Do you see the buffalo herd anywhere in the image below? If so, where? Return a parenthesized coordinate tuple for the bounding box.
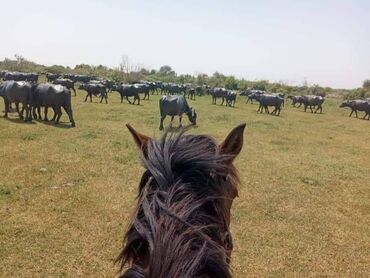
(0, 70, 369, 129)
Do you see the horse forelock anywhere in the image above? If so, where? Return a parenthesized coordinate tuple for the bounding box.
(118, 129, 239, 277)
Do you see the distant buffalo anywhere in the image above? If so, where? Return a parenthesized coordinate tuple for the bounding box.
(3, 71, 38, 82)
(287, 95, 304, 107)
(159, 95, 197, 130)
(53, 79, 76, 96)
(256, 94, 284, 116)
(80, 83, 108, 104)
(340, 100, 370, 120)
(0, 81, 34, 121)
(210, 88, 228, 105)
(302, 95, 325, 113)
(33, 83, 75, 126)
(46, 73, 61, 82)
(226, 91, 237, 107)
(112, 84, 140, 105)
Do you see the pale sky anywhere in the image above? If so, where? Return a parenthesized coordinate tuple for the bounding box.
(1, 0, 369, 89)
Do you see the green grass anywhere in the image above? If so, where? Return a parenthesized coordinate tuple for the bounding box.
(0, 91, 369, 277)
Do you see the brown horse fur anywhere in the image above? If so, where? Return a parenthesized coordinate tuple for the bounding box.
(117, 123, 246, 277)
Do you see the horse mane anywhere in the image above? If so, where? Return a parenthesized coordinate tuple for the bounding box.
(117, 130, 240, 277)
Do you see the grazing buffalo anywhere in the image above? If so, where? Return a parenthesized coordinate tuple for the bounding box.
(53, 78, 76, 96)
(0, 81, 34, 121)
(287, 95, 304, 107)
(33, 83, 75, 126)
(256, 94, 284, 116)
(340, 100, 370, 119)
(302, 95, 325, 113)
(159, 95, 197, 130)
(79, 83, 108, 104)
(210, 88, 228, 105)
(46, 73, 61, 82)
(112, 84, 140, 105)
(226, 91, 237, 107)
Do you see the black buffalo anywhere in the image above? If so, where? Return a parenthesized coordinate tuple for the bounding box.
(112, 84, 140, 105)
(255, 94, 284, 116)
(210, 88, 228, 105)
(46, 73, 61, 82)
(287, 95, 304, 107)
(79, 83, 108, 104)
(340, 100, 370, 119)
(302, 95, 325, 113)
(53, 79, 76, 96)
(3, 71, 38, 82)
(32, 83, 75, 126)
(0, 81, 34, 121)
(159, 95, 197, 130)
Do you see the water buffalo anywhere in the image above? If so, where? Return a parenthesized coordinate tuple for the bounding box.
(0, 81, 34, 121)
(79, 83, 108, 104)
(53, 78, 76, 96)
(255, 94, 284, 116)
(287, 95, 304, 107)
(210, 88, 228, 105)
(32, 83, 75, 126)
(243, 89, 265, 104)
(46, 73, 61, 82)
(226, 91, 237, 107)
(135, 83, 151, 100)
(340, 100, 370, 119)
(159, 95, 197, 130)
(4, 71, 38, 82)
(112, 84, 140, 105)
(302, 95, 325, 113)
(186, 87, 196, 100)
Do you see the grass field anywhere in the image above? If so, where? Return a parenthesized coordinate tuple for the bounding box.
(0, 90, 369, 277)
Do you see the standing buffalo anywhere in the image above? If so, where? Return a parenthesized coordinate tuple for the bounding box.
(53, 79, 76, 96)
(0, 81, 34, 121)
(3, 71, 38, 82)
(255, 94, 284, 116)
(159, 95, 197, 130)
(46, 73, 61, 82)
(210, 88, 228, 105)
(112, 84, 140, 105)
(287, 95, 304, 107)
(79, 83, 108, 104)
(33, 83, 75, 127)
(226, 91, 237, 107)
(302, 95, 325, 113)
(340, 100, 370, 119)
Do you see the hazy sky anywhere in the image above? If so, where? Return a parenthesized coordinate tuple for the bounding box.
(1, 0, 369, 88)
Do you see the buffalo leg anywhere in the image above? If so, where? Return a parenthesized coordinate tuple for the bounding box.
(54, 107, 62, 124)
(349, 110, 354, 117)
(72, 87, 76, 96)
(159, 116, 166, 130)
(84, 93, 89, 102)
(90, 93, 93, 103)
(179, 115, 183, 127)
(137, 96, 140, 105)
(355, 110, 358, 118)
(126, 96, 131, 104)
(63, 105, 75, 127)
(3, 99, 10, 118)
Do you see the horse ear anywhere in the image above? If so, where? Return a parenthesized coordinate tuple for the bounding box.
(219, 123, 246, 161)
(126, 124, 151, 154)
